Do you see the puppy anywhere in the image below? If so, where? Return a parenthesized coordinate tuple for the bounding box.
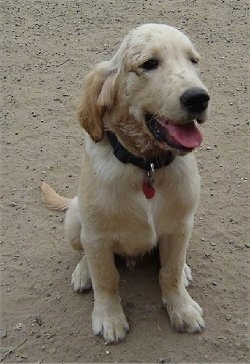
(41, 23, 210, 343)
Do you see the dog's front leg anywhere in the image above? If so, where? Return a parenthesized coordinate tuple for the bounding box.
(84, 241, 129, 343)
(159, 221, 204, 333)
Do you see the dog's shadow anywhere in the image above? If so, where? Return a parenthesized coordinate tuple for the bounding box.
(115, 249, 165, 327)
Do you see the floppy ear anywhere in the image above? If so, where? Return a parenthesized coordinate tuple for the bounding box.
(77, 62, 119, 142)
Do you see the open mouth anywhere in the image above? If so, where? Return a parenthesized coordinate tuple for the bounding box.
(145, 113, 203, 152)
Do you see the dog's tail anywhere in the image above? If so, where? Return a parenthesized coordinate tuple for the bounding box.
(41, 182, 72, 211)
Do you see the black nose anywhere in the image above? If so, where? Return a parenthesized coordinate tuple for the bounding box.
(180, 87, 210, 113)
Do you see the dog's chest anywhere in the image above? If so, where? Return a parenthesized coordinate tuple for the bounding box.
(83, 146, 199, 257)
(111, 187, 169, 256)
(113, 203, 158, 256)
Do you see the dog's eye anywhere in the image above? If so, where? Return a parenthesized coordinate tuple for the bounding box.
(141, 59, 160, 70)
(191, 58, 199, 65)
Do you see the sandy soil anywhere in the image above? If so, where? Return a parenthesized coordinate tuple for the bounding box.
(1, 0, 249, 363)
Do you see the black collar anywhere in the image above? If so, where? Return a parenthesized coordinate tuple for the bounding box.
(106, 131, 175, 171)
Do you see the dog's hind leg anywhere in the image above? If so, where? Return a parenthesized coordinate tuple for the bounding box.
(65, 197, 92, 291)
(183, 263, 193, 287)
(65, 197, 83, 251)
(71, 255, 92, 291)
(41, 184, 91, 290)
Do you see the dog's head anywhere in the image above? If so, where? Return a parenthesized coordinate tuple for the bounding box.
(78, 23, 209, 158)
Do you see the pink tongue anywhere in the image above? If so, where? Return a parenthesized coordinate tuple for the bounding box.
(164, 122, 203, 149)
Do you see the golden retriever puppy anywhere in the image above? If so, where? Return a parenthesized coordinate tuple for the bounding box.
(41, 23, 210, 343)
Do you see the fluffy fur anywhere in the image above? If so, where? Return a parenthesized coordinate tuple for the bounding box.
(41, 23, 209, 343)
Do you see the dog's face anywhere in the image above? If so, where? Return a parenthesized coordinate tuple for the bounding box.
(78, 24, 209, 158)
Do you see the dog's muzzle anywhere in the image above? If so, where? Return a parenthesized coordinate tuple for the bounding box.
(145, 114, 203, 152)
(145, 88, 210, 152)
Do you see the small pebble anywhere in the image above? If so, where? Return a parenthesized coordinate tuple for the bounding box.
(15, 323, 23, 331)
(0, 347, 15, 354)
(10, 202, 18, 207)
(105, 350, 110, 355)
(21, 354, 28, 359)
(0, 328, 7, 339)
(35, 315, 43, 326)
(237, 319, 248, 328)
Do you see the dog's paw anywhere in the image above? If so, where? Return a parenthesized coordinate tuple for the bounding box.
(163, 290, 204, 333)
(125, 256, 137, 270)
(183, 263, 193, 287)
(92, 302, 129, 343)
(71, 259, 92, 292)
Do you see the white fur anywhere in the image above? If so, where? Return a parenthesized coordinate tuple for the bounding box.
(65, 24, 208, 342)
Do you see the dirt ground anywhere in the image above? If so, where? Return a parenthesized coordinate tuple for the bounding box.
(1, 0, 249, 363)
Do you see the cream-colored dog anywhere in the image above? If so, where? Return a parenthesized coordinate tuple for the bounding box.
(41, 23, 210, 343)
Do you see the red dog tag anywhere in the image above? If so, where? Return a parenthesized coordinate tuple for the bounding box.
(142, 181, 155, 199)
